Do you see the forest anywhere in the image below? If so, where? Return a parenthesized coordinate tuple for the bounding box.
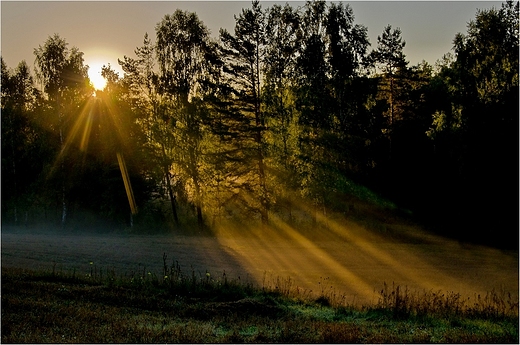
(1, 0, 518, 249)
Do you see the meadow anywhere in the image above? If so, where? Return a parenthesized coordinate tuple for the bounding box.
(2, 207, 518, 307)
(2, 260, 518, 343)
(2, 208, 519, 343)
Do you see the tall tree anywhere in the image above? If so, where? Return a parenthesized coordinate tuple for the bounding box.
(156, 10, 221, 227)
(427, 1, 519, 245)
(324, 2, 370, 177)
(369, 25, 408, 159)
(220, 0, 270, 224)
(33, 34, 92, 226)
(296, 0, 330, 134)
(294, 0, 371, 218)
(261, 3, 301, 219)
(325, 2, 369, 115)
(118, 33, 180, 225)
(1, 58, 42, 224)
(294, 0, 331, 220)
(263, 3, 299, 164)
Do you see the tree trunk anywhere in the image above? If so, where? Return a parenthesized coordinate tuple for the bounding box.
(193, 180, 204, 228)
(255, 56, 268, 225)
(164, 168, 179, 225)
(258, 154, 268, 225)
(190, 167, 204, 229)
(60, 125, 67, 228)
(196, 205, 203, 228)
(160, 142, 179, 226)
(9, 113, 18, 225)
(61, 183, 67, 228)
(389, 73, 394, 160)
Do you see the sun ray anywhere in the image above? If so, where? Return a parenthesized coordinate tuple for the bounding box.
(98, 91, 127, 149)
(79, 104, 94, 152)
(286, 196, 482, 295)
(214, 190, 377, 302)
(46, 96, 96, 179)
(97, 91, 138, 216)
(209, 186, 503, 306)
(291, 198, 447, 289)
(117, 152, 138, 215)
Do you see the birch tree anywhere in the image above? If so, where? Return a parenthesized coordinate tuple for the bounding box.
(34, 34, 92, 226)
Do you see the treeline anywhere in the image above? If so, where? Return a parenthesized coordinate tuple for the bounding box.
(2, 1, 518, 246)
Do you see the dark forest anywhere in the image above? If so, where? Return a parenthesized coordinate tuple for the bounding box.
(2, 0, 518, 249)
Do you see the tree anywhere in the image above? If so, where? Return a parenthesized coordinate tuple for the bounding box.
(118, 33, 180, 225)
(220, 0, 270, 224)
(426, 1, 519, 246)
(324, 2, 370, 177)
(33, 34, 92, 226)
(325, 2, 370, 110)
(293, 1, 331, 220)
(156, 10, 221, 228)
(263, 3, 299, 161)
(1, 58, 42, 224)
(292, 1, 373, 219)
(369, 25, 408, 159)
(262, 3, 300, 220)
(296, 0, 330, 134)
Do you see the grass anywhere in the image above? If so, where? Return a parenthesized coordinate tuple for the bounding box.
(2, 257, 518, 343)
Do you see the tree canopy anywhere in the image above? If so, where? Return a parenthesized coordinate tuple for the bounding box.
(2, 1, 518, 248)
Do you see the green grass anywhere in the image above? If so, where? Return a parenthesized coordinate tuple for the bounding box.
(2, 261, 518, 343)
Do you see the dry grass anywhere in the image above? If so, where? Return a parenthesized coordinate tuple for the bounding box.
(375, 281, 519, 319)
(2, 263, 518, 344)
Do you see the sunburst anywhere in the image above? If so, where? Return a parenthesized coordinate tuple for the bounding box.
(88, 63, 107, 91)
(47, 90, 138, 216)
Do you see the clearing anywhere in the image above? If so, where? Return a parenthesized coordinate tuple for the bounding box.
(2, 218, 517, 305)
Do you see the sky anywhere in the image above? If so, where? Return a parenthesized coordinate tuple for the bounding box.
(1, 1, 502, 86)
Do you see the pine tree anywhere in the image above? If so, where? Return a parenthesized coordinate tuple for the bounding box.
(220, 0, 270, 224)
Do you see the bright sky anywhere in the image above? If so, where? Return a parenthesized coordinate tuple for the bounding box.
(1, 1, 501, 86)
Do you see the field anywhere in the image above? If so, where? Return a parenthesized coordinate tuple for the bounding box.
(2, 218, 517, 305)
(2, 214, 519, 343)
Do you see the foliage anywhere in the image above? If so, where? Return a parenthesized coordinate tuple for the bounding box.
(1, 1, 518, 248)
(423, 0, 519, 245)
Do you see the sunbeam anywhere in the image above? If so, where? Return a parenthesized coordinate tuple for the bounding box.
(79, 104, 94, 152)
(212, 189, 518, 306)
(117, 152, 137, 215)
(46, 96, 97, 179)
(99, 91, 138, 216)
(44, 91, 139, 219)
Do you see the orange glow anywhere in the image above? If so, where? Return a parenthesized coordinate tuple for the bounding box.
(87, 63, 107, 91)
(117, 152, 138, 215)
(211, 191, 518, 306)
(79, 105, 94, 152)
(100, 91, 138, 215)
(45, 90, 139, 217)
(47, 96, 96, 178)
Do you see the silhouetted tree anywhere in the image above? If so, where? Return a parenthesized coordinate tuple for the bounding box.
(369, 25, 408, 160)
(262, 3, 300, 219)
(1, 58, 43, 224)
(156, 10, 221, 228)
(426, 1, 519, 245)
(33, 34, 92, 226)
(118, 33, 181, 225)
(220, 0, 270, 224)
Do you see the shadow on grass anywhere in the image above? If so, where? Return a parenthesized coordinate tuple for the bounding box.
(2, 265, 518, 344)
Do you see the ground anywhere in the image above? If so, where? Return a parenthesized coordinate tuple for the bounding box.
(2, 220, 517, 306)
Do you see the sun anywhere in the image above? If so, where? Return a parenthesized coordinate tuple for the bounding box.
(88, 63, 107, 91)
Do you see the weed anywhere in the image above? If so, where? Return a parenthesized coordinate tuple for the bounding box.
(375, 281, 519, 320)
(2, 263, 518, 343)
